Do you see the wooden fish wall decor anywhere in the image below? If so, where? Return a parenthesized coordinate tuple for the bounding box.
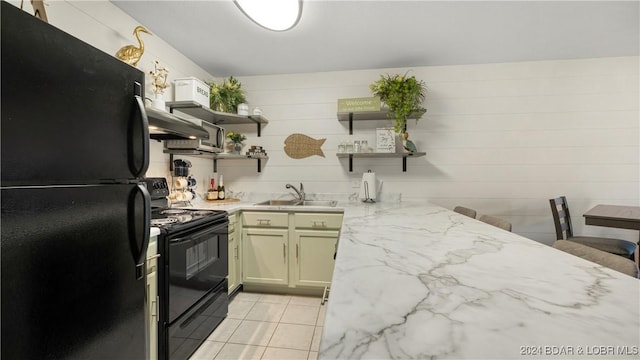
(284, 134, 326, 159)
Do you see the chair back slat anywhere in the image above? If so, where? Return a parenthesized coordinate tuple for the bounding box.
(549, 196, 574, 240)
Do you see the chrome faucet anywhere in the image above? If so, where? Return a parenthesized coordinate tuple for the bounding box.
(286, 183, 305, 201)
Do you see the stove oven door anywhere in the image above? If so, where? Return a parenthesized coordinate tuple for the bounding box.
(166, 220, 228, 323)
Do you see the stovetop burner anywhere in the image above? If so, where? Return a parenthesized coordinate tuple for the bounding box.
(151, 207, 227, 233)
(191, 210, 215, 216)
(161, 209, 188, 215)
(151, 218, 179, 227)
(145, 177, 228, 233)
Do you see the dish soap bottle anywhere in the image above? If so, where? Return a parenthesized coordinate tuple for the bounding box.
(217, 175, 226, 200)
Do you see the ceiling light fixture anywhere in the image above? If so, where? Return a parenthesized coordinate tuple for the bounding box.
(234, 0, 302, 32)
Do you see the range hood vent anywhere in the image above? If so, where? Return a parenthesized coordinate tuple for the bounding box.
(146, 107, 209, 140)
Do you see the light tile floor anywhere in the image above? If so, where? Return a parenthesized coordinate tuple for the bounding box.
(189, 292, 326, 360)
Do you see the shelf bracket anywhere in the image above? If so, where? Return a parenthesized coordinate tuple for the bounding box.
(348, 112, 353, 135)
(402, 156, 407, 172)
(169, 153, 174, 171)
(348, 154, 353, 172)
(257, 122, 262, 137)
(213, 158, 218, 173)
(257, 158, 262, 172)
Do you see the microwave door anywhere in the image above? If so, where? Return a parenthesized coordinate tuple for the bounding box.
(200, 124, 224, 151)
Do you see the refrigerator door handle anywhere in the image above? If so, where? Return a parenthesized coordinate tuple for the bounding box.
(129, 183, 151, 280)
(132, 82, 150, 178)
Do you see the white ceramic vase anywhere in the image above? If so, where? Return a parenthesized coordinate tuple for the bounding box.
(152, 93, 166, 111)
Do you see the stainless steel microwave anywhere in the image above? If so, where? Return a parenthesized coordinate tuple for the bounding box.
(164, 120, 224, 153)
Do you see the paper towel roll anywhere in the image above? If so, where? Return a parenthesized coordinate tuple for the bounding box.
(359, 171, 377, 201)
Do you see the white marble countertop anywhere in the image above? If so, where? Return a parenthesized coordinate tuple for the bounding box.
(319, 201, 640, 359)
(181, 193, 352, 213)
(177, 196, 639, 359)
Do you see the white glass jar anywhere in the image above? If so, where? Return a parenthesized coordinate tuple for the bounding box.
(338, 142, 346, 153)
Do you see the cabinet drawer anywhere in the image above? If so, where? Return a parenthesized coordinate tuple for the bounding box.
(243, 211, 289, 227)
(295, 212, 343, 230)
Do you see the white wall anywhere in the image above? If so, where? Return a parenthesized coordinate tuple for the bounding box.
(11, 2, 638, 245)
(220, 57, 639, 244)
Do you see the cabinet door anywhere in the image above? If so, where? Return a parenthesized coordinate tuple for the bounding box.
(292, 230, 339, 288)
(227, 230, 240, 293)
(243, 228, 289, 285)
(234, 222, 242, 290)
(146, 256, 158, 360)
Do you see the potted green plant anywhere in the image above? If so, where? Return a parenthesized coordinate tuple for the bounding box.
(226, 131, 247, 154)
(369, 72, 426, 133)
(209, 76, 247, 113)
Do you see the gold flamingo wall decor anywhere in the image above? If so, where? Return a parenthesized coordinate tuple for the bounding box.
(20, 0, 48, 22)
(115, 26, 151, 67)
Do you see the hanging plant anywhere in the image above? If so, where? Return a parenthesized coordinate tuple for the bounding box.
(369, 72, 426, 133)
(209, 76, 247, 113)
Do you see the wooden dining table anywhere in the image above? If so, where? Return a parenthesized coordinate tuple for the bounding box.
(583, 204, 640, 264)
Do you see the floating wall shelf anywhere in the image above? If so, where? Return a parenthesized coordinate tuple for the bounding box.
(336, 152, 426, 172)
(164, 149, 268, 173)
(337, 109, 426, 135)
(166, 100, 268, 136)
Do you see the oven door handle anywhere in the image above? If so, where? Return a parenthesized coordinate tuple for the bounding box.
(169, 222, 227, 244)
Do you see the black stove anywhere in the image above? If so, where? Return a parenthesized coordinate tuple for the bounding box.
(144, 177, 229, 360)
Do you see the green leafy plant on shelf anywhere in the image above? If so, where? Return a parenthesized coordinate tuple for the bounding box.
(369, 72, 426, 133)
(210, 76, 247, 113)
(226, 131, 246, 144)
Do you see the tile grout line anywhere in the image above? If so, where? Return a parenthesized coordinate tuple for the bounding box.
(203, 293, 326, 360)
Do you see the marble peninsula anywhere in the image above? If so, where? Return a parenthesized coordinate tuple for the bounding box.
(185, 195, 639, 359)
(318, 202, 640, 359)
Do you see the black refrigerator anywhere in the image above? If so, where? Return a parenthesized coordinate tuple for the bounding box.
(1, 2, 151, 359)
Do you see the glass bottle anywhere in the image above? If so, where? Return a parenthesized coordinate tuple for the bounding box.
(217, 175, 226, 200)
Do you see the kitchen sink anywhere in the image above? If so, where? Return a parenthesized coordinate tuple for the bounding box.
(253, 199, 337, 207)
(300, 200, 338, 207)
(254, 199, 301, 206)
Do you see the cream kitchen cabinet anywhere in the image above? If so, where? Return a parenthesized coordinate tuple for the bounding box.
(146, 234, 159, 360)
(241, 210, 343, 290)
(227, 213, 242, 294)
(292, 212, 343, 288)
(292, 229, 339, 287)
(242, 211, 290, 286)
(243, 227, 290, 285)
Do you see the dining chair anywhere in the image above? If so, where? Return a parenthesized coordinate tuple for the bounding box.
(478, 214, 512, 232)
(552, 240, 639, 278)
(453, 206, 477, 219)
(549, 196, 637, 259)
